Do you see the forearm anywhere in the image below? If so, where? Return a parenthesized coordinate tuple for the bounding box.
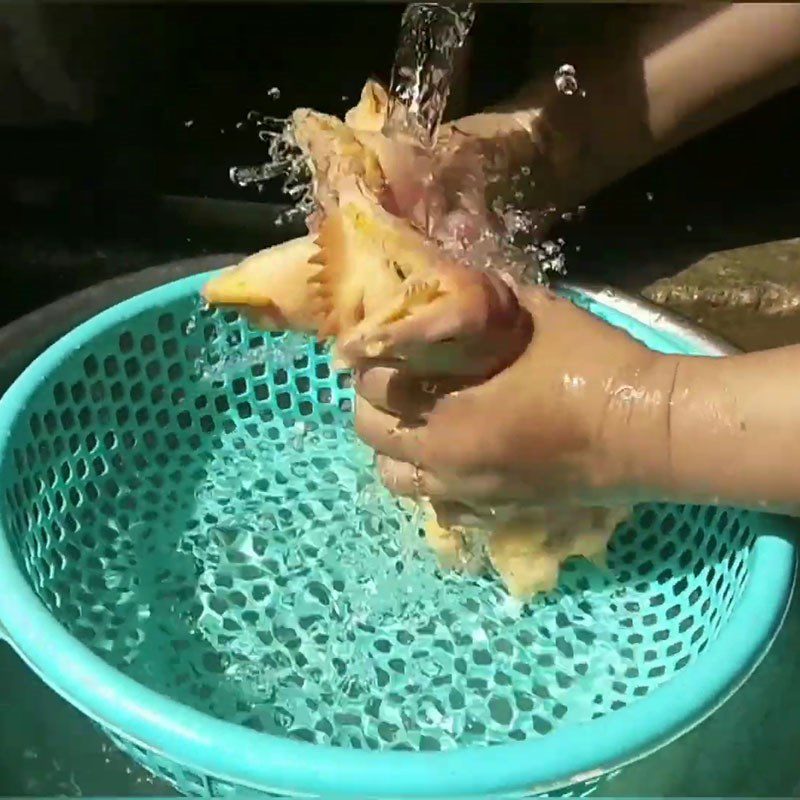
(630, 347, 800, 515)
(483, 4, 800, 212)
(644, 4, 800, 157)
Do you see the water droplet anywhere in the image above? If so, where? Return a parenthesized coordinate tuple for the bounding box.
(292, 422, 307, 452)
(268, 86, 281, 100)
(520, 165, 531, 177)
(554, 64, 578, 96)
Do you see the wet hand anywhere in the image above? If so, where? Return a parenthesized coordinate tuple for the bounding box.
(377, 109, 562, 248)
(351, 285, 671, 526)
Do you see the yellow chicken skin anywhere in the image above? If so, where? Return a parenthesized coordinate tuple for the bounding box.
(202, 80, 627, 599)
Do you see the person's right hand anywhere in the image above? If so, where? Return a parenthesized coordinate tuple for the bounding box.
(349, 283, 676, 528)
(378, 106, 578, 253)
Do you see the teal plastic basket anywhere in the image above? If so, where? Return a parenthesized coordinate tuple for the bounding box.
(0, 272, 795, 799)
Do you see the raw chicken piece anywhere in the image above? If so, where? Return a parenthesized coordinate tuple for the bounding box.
(202, 80, 628, 599)
(428, 506, 628, 598)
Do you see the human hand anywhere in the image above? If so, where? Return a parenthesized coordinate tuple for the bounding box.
(377, 99, 595, 263)
(351, 284, 675, 527)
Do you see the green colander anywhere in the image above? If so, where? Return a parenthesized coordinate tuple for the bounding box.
(0, 272, 795, 799)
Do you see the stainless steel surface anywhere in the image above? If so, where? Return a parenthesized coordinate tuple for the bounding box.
(559, 280, 739, 356)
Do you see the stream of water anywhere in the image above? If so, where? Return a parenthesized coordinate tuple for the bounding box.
(384, 1, 475, 148)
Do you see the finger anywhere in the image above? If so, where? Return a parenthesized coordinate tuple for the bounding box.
(355, 366, 452, 419)
(342, 287, 500, 378)
(341, 290, 470, 364)
(354, 396, 427, 464)
(372, 280, 529, 379)
(376, 455, 448, 500)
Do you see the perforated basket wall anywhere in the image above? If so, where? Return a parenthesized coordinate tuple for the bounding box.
(0, 277, 794, 799)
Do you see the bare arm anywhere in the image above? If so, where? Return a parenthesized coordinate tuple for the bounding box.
(451, 4, 800, 220)
(640, 346, 800, 515)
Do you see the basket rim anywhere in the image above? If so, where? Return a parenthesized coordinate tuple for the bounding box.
(0, 271, 795, 798)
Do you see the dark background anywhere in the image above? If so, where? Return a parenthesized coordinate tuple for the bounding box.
(2, 2, 800, 327)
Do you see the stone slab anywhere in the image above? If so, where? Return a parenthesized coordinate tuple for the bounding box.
(643, 238, 800, 352)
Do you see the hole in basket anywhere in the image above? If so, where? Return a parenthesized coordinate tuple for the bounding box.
(70, 382, 86, 404)
(119, 331, 135, 353)
(678, 615, 694, 633)
(28, 414, 42, 438)
(104, 356, 119, 378)
(141, 333, 156, 354)
(124, 358, 141, 379)
(43, 411, 58, 435)
(162, 337, 178, 358)
(672, 576, 689, 596)
(145, 360, 162, 380)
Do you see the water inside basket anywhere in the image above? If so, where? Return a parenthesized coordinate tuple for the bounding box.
(1, 296, 756, 752)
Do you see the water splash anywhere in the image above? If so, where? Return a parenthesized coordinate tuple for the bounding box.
(170, 413, 643, 751)
(229, 113, 314, 226)
(554, 64, 579, 96)
(224, 2, 574, 283)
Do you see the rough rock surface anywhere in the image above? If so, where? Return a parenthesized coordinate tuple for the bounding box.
(642, 237, 800, 351)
